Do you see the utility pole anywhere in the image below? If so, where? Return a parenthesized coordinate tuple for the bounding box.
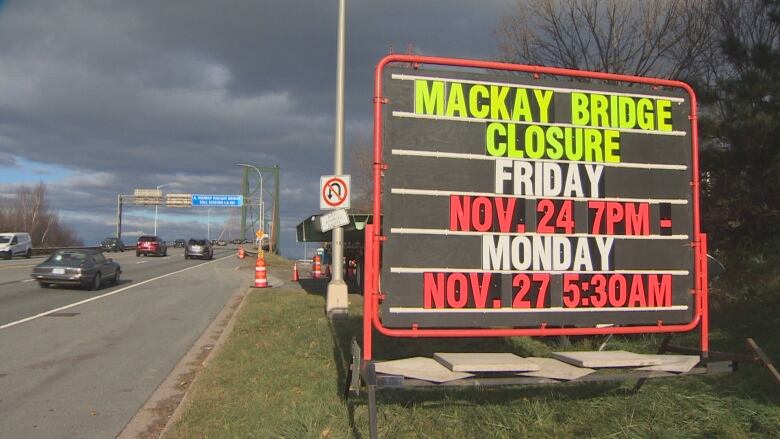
(326, 0, 349, 318)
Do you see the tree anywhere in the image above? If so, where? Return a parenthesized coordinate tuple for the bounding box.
(697, 0, 780, 283)
(0, 182, 82, 247)
(496, 0, 717, 79)
(496, 0, 780, 305)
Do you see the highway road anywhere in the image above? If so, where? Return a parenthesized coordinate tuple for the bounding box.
(0, 246, 252, 438)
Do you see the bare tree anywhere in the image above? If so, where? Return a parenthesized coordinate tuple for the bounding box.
(496, 0, 718, 79)
(0, 182, 82, 247)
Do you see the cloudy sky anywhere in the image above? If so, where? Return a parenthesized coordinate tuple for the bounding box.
(0, 0, 512, 257)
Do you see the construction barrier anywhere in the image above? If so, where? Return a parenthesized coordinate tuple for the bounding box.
(313, 255, 321, 279)
(253, 253, 268, 288)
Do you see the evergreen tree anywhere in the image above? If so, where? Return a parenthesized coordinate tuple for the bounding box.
(698, 0, 780, 298)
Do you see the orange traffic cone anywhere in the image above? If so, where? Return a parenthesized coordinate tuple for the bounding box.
(238, 247, 245, 259)
(292, 263, 299, 281)
(254, 254, 268, 288)
(313, 255, 321, 279)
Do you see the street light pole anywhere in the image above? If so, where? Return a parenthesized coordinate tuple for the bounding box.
(154, 183, 172, 236)
(326, 0, 349, 318)
(116, 194, 123, 240)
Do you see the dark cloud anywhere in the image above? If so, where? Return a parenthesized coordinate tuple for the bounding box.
(0, 0, 509, 256)
(0, 150, 16, 166)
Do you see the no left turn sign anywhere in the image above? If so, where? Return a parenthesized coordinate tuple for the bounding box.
(320, 175, 351, 210)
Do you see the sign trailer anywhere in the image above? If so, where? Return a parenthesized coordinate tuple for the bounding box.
(346, 56, 776, 438)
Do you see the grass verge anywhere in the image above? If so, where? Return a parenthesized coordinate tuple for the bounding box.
(165, 273, 779, 438)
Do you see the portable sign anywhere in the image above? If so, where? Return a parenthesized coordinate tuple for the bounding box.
(369, 55, 706, 335)
(320, 175, 351, 210)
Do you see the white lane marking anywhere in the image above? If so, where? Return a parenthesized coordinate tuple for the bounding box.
(0, 255, 234, 331)
(21, 279, 35, 283)
(136, 260, 149, 264)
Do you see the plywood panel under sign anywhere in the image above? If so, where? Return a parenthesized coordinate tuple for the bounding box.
(379, 66, 696, 329)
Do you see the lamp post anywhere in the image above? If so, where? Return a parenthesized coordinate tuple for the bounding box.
(326, 0, 349, 318)
(154, 183, 172, 236)
(236, 163, 264, 240)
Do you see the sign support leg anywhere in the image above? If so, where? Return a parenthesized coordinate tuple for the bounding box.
(699, 234, 709, 359)
(366, 361, 379, 439)
(363, 224, 374, 361)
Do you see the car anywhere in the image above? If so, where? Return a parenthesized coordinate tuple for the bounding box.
(174, 239, 186, 248)
(31, 249, 121, 290)
(0, 232, 32, 259)
(136, 235, 168, 257)
(257, 235, 270, 251)
(185, 238, 213, 260)
(100, 237, 125, 252)
(231, 239, 242, 245)
(216, 240, 227, 246)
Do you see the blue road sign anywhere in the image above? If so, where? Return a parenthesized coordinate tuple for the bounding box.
(192, 194, 244, 207)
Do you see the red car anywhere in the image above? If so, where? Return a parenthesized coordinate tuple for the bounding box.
(136, 235, 168, 257)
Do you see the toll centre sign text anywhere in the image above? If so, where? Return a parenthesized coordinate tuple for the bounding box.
(379, 66, 696, 329)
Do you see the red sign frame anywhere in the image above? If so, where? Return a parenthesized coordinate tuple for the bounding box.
(363, 54, 708, 361)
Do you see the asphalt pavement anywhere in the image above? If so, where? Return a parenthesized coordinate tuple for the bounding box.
(0, 247, 252, 438)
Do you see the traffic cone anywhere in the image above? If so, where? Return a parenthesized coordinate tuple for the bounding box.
(237, 247, 245, 259)
(313, 255, 321, 279)
(253, 253, 268, 288)
(292, 263, 299, 281)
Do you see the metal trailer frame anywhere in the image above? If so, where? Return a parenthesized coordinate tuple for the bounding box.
(344, 337, 735, 439)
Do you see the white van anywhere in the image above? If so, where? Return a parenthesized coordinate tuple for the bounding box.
(0, 232, 32, 259)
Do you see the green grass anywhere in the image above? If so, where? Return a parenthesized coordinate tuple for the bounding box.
(165, 274, 780, 439)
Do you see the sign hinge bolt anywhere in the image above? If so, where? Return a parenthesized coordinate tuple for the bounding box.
(378, 235, 387, 242)
(373, 96, 388, 104)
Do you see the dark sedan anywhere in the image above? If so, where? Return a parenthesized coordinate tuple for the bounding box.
(184, 239, 213, 260)
(101, 237, 125, 252)
(31, 249, 121, 290)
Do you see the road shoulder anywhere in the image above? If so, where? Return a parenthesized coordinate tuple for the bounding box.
(117, 262, 252, 439)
